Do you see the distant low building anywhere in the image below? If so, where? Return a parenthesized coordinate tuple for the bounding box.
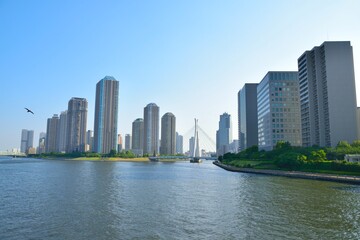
(345, 154, 360, 163)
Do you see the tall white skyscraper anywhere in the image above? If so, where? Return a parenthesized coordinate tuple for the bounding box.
(93, 76, 119, 154)
(298, 41, 357, 147)
(216, 113, 232, 156)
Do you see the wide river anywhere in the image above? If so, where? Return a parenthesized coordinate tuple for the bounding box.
(1, 157, 360, 239)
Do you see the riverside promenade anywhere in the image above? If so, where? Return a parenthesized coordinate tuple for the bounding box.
(213, 160, 360, 185)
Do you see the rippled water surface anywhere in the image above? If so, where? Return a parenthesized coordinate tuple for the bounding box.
(1, 157, 360, 239)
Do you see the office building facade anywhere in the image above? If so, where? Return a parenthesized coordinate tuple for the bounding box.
(298, 41, 357, 147)
(93, 76, 119, 153)
(238, 83, 258, 151)
(257, 71, 301, 151)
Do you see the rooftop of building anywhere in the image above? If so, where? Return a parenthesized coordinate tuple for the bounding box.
(163, 112, 175, 117)
(101, 76, 117, 81)
(146, 103, 158, 107)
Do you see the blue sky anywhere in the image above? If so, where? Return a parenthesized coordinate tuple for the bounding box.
(1, 0, 360, 151)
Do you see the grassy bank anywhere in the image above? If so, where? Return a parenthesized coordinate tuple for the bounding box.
(224, 159, 360, 176)
(221, 141, 360, 177)
(72, 157, 149, 162)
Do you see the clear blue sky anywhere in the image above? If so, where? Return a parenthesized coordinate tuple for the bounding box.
(1, 0, 360, 151)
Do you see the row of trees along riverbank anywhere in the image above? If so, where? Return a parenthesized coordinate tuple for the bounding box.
(220, 141, 360, 176)
(29, 150, 137, 159)
(29, 150, 187, 159)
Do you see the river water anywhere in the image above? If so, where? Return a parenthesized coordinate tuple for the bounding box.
(1, 157, 360, 239)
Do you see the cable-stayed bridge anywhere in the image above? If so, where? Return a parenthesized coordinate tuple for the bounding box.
(182, 119, 216, 155)
(149, 119, 217, 162)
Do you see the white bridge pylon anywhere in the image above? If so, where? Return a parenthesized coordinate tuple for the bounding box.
(183, 119, 216, 154)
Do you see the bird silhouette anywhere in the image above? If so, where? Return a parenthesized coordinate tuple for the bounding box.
(25, 108, 34, 114)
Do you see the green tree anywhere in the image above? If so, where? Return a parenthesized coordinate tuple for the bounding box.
(298, 154, 307, 162)
(274, 141, 291, 151)
(310, 150, 327, 161)
(337, 141, 351, 148)
(351, 140, 360, 148)
(275, 152, 301, 170)
(108, 149, 117, 157)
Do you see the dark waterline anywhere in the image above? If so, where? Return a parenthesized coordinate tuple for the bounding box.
(1, 157, 360, 239)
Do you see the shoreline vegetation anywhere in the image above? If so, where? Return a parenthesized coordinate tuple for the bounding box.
(28, 150, 187, 162)
(29, 150, 149, 162)
(217, 141, 360, 183)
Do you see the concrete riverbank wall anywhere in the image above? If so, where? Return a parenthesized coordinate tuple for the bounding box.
(213, 161, 360, 185)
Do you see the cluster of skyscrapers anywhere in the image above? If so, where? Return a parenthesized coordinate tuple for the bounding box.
(22, 76, 119, 154)
(21, 76, 184, 156)
(122, 103, 183, 156)
(238, 41, 358, 151)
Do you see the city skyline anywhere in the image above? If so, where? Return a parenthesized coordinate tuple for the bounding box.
(1, 1, 360, 151)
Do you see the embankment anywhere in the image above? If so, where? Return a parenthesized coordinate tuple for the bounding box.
(213, 160, 360, 185)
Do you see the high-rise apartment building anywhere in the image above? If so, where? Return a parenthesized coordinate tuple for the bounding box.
(143, 103, 159, 155)
(93, 76, 119, 154)
(238, 83, 258, 151)
(117, 134, 123, 152)
(189, 137, 195, 156)
(46, 114, 60, 153)
(66, 97, 88, 153)
(176, 132, 183, 154)
(86, 130, 93, 152)
(160, 112, 176, 155)
(20, 129, 34, 153)
(37, 132, 46, 154)
(58, 111, 68, 153)
(125, 134, 132, 150)
(257, 71, 301, 151)
(216, 113, 232, 156)
(132, 118, 144, 156)
(298, 41, 357, 147)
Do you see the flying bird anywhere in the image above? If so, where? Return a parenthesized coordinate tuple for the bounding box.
(25, 108, 34, 114)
